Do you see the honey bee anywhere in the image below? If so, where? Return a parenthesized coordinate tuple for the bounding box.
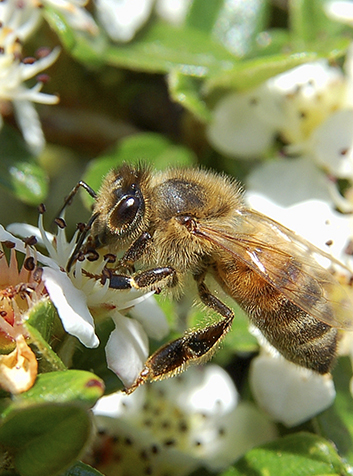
(66, 164, 353, 394)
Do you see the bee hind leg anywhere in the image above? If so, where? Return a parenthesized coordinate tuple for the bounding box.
(123, 275, 234, 394)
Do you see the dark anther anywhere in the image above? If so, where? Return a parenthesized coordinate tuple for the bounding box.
(104, 253, 116, 263)
(77, 252, 86, 262)
(86, 249, 99, 262)
(3, 241, 15, 249)
(38, 203, 46, 214)
(24, 256, 35, 271)
(23, 56, 36, 64)
(76, 222, 86, 233)
(54, 217, 66, 229)
(24, 235, 37, 247)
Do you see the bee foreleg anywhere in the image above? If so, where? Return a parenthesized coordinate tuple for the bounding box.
(133, 267, 177, 290)
(118, 232, 153, 272)
(107, 267, 177, 292)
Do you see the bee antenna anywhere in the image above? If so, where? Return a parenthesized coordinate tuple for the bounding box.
(56, 181, 98, 219)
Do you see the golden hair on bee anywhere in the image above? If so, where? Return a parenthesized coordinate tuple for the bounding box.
(64, 163, 353, 394)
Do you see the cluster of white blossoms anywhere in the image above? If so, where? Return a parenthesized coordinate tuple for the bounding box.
(90, 365, 277, 475)
(206, 0, 353, 427)
(0, 0, 100, 156)
(3, 213, 169, 389)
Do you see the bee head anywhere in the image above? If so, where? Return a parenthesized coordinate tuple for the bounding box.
(91, 163, 150, 249)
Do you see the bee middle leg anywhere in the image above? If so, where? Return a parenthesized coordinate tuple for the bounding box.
(124, 272, 234, 394)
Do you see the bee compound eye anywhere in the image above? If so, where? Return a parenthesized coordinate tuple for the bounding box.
(110, 195, 142, 229)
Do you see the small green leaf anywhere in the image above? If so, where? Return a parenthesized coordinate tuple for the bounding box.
(63, 461, 104, 476)
(27, 323, 67, 373)
(229, 432, 351, 476)
(0, 126, 48, 205)
(205, 51, 317, 92)
(26, 299, 56, 343)
(12, 370, 104, 409)
(0, 403, 93, 476)
(289, 0, 348, 45)
(168, 70, 212, 121)
(186, 0, 223, 33)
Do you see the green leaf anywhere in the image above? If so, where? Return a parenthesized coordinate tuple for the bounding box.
(63, 461, 104, 476)
(205, 51, 317, 92)
(27, 324, 67, 373)
(168, 70, 212, 121)
(104, 21, 236, 76)
(0, 126, 48, 205)
(11, 370, 104, 409)
(0, 403, 93, 476)
(186, 0, 224, 33)
(289, 0, 348, 45)
(26, 299, 56, 343)
(25, 300, 67, 372)
(229, 432, 351, 476)
(81, 133, 197, 208)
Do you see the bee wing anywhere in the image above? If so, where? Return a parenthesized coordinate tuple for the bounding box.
(194, 209, 353, 330)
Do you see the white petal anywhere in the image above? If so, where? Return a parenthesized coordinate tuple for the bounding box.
(13, 99, 45, 156)
(42, 267, 99, 348)
(206, 91, 278, 159)
(96, 0, 153, 42)
(7, 222, 53, 247)
(250, 354, 336, 427)
(93, 385, 146, 418)
(246, 157, 332, 207)
(325, 1, 353, 24)
(156, 0, 191, 25)
(129, 295, 169, 340)
(106, 313, 148, 387)
(309, 109, 353, 178)
(1, 224, 60, 269)
(247, 195, 351, 262)
(171, 365, 239, 415)
(202, 402, 277, 471)
(268, 60, 343, 95)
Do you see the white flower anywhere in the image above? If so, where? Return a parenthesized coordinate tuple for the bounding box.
(206, 86, 280, 159)
(155, 0, 191, 26)
(44, 0, 98, 35)
(249, 341, 336, 427)
(5, 213, 169, 387)
(90, 365, 277, 475)
(207, 60, 345, 159)
(0, 5, 60, 155)
(0, 0, 42, 43)
(245, 159, 352, 262)
(96, 0, 153, 42)
(325, 0, 353, 25)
